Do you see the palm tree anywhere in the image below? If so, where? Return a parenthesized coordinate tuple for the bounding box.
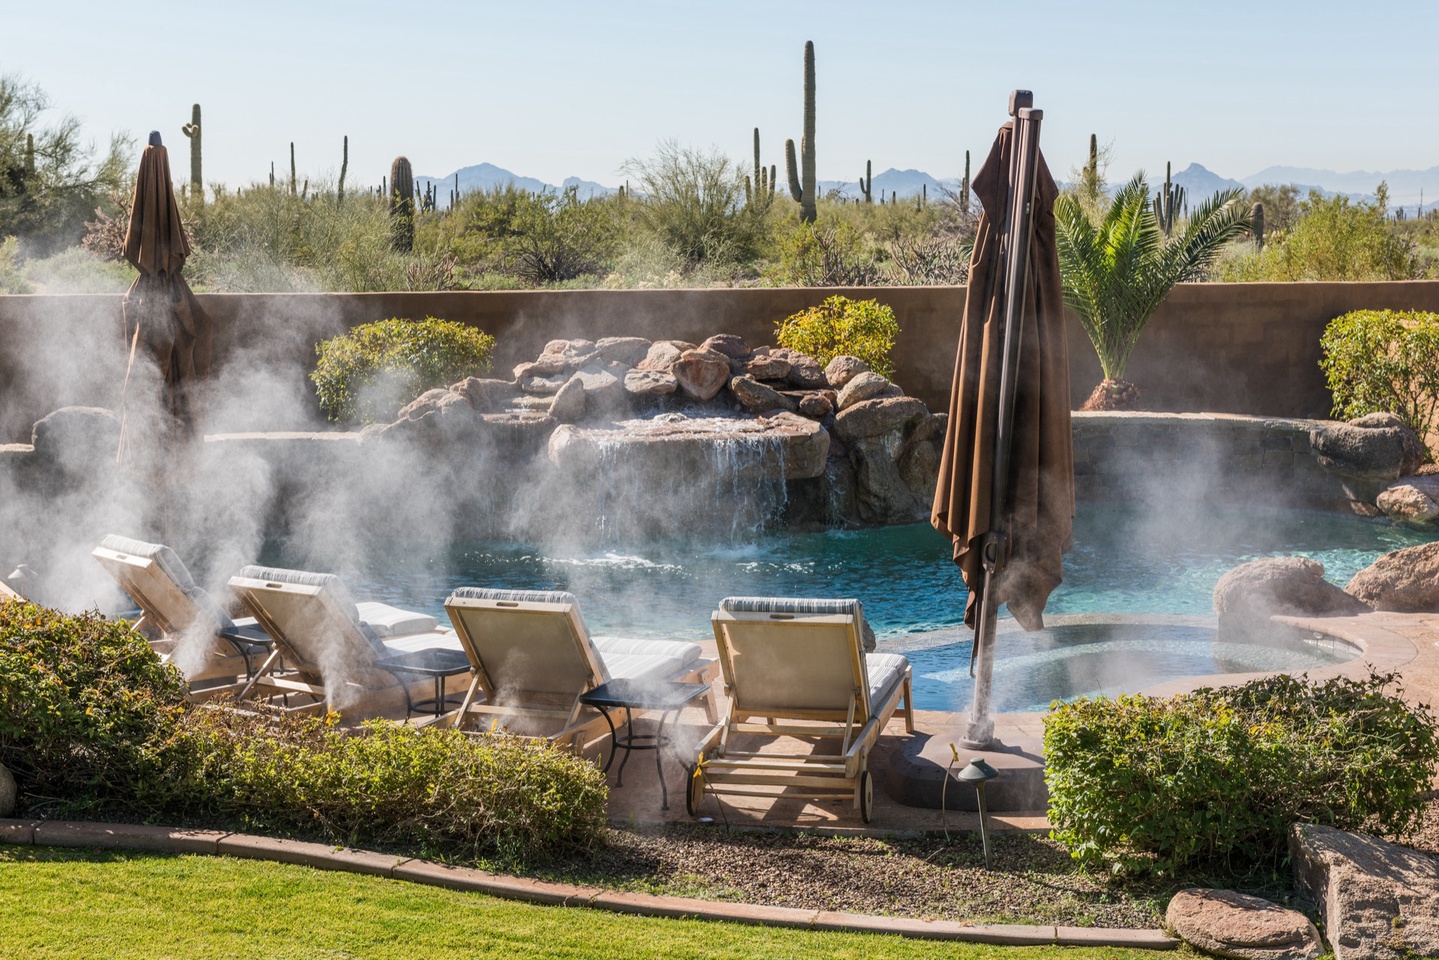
(1055, 172, 1252, 409)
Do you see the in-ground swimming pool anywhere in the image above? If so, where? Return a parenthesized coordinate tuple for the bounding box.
(273, 504, 1438, 711)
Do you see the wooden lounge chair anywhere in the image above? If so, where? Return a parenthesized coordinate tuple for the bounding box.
(443, 587, 718, 751)
(690, 596, 914, 822)
(93, 534, 273, 691)
(228, 565, 468, 716)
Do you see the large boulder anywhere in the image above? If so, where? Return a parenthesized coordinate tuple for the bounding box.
(699, 334, 750, 361)
(848, 435, 928, 525)
(836, 371, 898, 411)
(30, 407, 121, 475)
(745, 352, 792, 381)
(536, 338, 597, 373)
(1375, 475, 1439, 524)
(833, 396, 930, 444)
(548, 412, 829, 482)
(767, 347, 825, 388)
(1166, 888, 1323, 960)
(1311, 414, 1427, 501)
(570, 364, 628, 414)
(519, 372, 568, 395)
(451, 377, 518, 413)
(1213, 557, 1371, 638)
(637, 340, 688, 371)
(1291, 822, 1439, 960)
(623, 368, 678, 398)
(0, 761, 15, 817)
(671, 349, 732, 402)
(548, 376, 586, 423)
(729, 375, 797, 414)
(593, 336, 651, 366)
(397, 388, 466, 421)
(1345, 541, 1439, 611)
(824, 355, 870, 390)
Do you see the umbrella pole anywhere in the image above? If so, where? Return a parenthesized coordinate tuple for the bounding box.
(963, 91, 1045, 750)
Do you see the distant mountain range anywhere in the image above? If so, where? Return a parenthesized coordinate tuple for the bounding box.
(415, 163, 614, 207)
(417, 160, 1439, 215)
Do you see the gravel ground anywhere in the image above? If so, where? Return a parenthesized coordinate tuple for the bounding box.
(525, 796, 1439, 930)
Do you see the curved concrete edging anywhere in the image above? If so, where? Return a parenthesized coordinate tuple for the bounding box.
(0, 818, 1177, 949)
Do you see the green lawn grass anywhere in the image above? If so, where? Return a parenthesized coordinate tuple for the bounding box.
(0, 847, 1165, 960)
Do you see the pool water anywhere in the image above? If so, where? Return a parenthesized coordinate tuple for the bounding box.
(901, 621, 1357, 713)
(287, 504, 1437, 711)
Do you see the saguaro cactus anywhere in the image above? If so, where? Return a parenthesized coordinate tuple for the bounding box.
(181, 104, 202, 203)
(782, 40, 817, 223)
(337, 135, 348, 207)
(390, 156, 415, 252)
(1251, 201, 1265, 251)
(23, 134, 34, 180)
(290, 142, 297, 196)
(744, 127, 775, 209)
(859, 159, 872, 203)
(961, 149, 971, 215)
(1153, 161, 1185, 236)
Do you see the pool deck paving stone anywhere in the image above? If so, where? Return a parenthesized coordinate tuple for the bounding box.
(0, 817, 1178, 948)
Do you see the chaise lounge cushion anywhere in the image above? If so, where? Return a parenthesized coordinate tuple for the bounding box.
(235, 565, 388, 656)
(447, 586, 702, 683)
(99, 534, 236, 633)
(593, 636, 703, 683)
(863, 652, 909, 705)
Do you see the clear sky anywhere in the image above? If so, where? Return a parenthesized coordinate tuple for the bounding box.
(8, 0, 1436, 191)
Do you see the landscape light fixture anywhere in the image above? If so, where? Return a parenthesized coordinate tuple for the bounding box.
(956, 752, 1000, 869)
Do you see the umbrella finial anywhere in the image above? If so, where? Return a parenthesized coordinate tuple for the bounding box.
(1007, 90, 1033, 116)
(148, 130, 163, 147)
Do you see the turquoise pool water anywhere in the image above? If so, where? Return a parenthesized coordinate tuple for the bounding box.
(290, 505, 1437, 711)
(328, 504, 1438, 640)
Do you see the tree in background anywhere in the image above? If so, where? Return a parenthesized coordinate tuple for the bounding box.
(0, 74, 130, 255)
(1055, 172, 1252, 410)
(1218, 185, 1419, 282)
(620, 141, 767, 270)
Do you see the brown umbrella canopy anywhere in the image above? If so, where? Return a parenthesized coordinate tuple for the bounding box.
(931, 119, 1073, 632)
(121, 136, 211, 432)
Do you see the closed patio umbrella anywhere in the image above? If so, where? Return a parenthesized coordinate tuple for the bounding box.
(117, 131, 211, 462)
(931, 92, 1074, 748)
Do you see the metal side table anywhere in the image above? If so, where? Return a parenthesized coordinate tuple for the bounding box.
(374, 647, 472, 719)
(578, 679, 709, 810)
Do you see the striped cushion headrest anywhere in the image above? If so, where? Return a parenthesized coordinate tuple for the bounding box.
(234, 564, 377, 644)
(447, 587, 580, 607)
(717, 596, 863, 619)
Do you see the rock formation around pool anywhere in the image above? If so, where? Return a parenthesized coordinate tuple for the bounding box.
(1212, 556, 1371, 642)
(1344, 541, 1439, 612)
(377, 335, 947, 529)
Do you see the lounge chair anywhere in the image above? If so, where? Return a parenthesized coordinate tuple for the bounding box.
(0, 578, 21, 602)
(443, 587, 718, 750)
(228, 565, 468, 716)
(690, 597, 914, 822)
(93, 534, 273, 688)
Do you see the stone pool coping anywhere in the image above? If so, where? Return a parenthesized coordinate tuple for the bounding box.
(0, 818, 1176, 949)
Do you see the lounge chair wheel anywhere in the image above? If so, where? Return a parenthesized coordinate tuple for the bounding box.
(685, 763, 704, 817)
(859, 770, 874, 823)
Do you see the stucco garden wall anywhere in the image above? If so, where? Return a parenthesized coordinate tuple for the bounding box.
(3, 281, 1439, 443)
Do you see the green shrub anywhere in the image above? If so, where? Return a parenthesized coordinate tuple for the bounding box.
(1320, 309, 1439, 455)
(170, 708, 608, 862)
(775, 295, 899, 378)
(0, 600, 606, 862)
(1044, 672, 1439, 876)
(0, 600, 187, 807)
(311, 317, 495, 423)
